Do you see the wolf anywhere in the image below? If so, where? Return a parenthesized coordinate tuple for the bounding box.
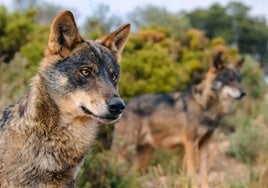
(112, 52, 245, 187)
(0, 11, 130, 187)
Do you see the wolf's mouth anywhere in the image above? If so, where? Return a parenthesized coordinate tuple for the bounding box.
(80, 106, 119, 123)
(81, 106, 93, 115)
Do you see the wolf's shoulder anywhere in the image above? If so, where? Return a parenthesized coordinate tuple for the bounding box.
(124, 93, 177, 116)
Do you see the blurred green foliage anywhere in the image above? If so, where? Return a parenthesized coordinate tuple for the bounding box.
(84, 4, 122, 39)
(119, 26, 241, 100)
(0, 2, 268, 187)
(20, 25, 49, 68)
(0, 6, 36, 63)
(128, 5, 191, 39)
(0, 54, 33, 109)
(186, 2, 268, 62)
(225, 56, 268, 164)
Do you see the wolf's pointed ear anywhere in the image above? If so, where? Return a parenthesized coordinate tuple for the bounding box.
(212, 51, 225, 71)
(47, 11, 83, 57)
(234, 57, 245, 69)
(97, 24, 130, 62)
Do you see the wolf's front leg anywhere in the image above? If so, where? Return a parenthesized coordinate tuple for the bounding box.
(183, 139, 198, 187)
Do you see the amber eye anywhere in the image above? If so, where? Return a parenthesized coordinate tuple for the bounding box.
(80, 68, 91, 77)
(111, 72, 118, 81)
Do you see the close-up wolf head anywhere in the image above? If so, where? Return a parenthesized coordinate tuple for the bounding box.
(39, 11, 130, 124)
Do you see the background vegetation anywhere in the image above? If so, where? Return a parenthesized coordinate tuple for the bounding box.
(0, 1, 268, 187)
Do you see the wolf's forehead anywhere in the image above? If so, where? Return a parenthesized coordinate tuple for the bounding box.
(54, 41, 118, 72)
(87, 40, 115, 59)
(219, 66, 239, 77)
(227, 66, 240, 76)
(63, 40, 118, 68)
(83, 40, 118, 66)
(214, 67, 241, 84)
(86, 40, 103, 56)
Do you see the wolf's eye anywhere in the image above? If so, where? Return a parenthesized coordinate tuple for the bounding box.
(111, 72, 118, 81)
(80, 68, 91, 77)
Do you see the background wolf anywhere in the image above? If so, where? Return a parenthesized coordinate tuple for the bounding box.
(0, 11, 130, 187)
(112, 52, 245, 187)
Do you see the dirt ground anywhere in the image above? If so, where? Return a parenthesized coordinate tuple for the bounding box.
(207, 132, 250, 187)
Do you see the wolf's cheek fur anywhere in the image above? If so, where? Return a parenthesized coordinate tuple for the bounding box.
(212, 80, 223, 91)
(57, 75, 69, 87)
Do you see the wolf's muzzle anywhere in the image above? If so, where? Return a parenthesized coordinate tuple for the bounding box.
(107, 97, 125, 115)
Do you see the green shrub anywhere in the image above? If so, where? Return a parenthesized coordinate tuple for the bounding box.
(20, 25, 49, 68)
(225, 56, 268, 166)
(0, 54, 37, 111)
(77, 151, 138, 188)
(0, 6, 36, 63)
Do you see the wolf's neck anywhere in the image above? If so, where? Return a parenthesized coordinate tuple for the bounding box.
(192, 81, 215, 108)
(22, 75, 97, 174)
(193, 83, 228, 121)
(24, 75, 60, 129)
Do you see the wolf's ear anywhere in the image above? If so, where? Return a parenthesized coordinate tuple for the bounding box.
(234, 57, 245, 69)
(97, 24, 130, 62)
(212, 51, 225, 71)
(47, 11, 83, 57)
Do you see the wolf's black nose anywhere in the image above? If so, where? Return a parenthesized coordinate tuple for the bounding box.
(237, 90, 246, 99)
(240, 91, 246, 98)
(108, 98, 125, 115)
